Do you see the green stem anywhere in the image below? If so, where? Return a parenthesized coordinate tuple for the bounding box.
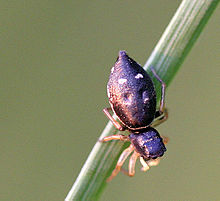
(65, 0, 219, 200)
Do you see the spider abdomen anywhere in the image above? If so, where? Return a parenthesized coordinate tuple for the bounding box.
(107, 51, 156, 130)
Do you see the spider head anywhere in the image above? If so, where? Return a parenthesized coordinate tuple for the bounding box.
(129, 127, 166, 159)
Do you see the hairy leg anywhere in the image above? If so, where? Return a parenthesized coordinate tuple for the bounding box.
(107, 144, 134, 182)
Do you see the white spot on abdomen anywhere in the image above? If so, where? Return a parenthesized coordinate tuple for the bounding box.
(111, 66, 114, 73)
(107, 85, 110, 98)
(135, 73, 144, 79)
(118, 78, 127, 84)
(144, 97, 149, 103)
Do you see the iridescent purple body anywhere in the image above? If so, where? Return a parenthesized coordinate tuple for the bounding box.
(101, 51, 168, 181)
(107, 51, 166, 159)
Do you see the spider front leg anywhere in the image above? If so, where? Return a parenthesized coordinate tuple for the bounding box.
(120, 151, 140, 177)
(140, 157, 161, 172)
(106, 144, 134, 182)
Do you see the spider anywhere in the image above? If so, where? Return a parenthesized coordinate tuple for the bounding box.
(100, 51, 169, 182)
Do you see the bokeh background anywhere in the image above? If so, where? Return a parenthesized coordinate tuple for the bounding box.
(1, 1, 219, 201)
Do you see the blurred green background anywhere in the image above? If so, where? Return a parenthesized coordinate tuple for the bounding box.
(1, 1, 219, 201)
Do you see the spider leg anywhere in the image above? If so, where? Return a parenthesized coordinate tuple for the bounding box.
(140, 157, 150, 172)
(120, 151, 140, 177)
(106, 144, 134, 182)
(99, 134, 129, 142)
(147, 158, 161, 167)
(150, 67, 166, 113)
(103, 107, 125, 131)
(140, 157, 161, 172)
(150, 67, 168, 128)
(151, 108, 168, 128)
(128, 151, 139, 177)
(162, 136, 169, 144)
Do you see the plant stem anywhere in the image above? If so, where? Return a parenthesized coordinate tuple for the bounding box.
(65, 0, 219, 200)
